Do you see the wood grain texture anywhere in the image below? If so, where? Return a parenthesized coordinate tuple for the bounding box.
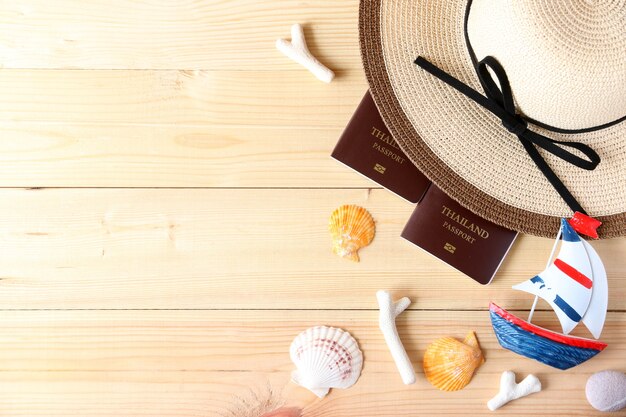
(0, 310, 622, 416)
(2, 370, 612, 417)
(0, 123, 371, 187)
(0, 0, 624, 415)
(0, 70, 366, 126)
(0, 188, 623, 311)
(0, 67, 367, 187)
(0, 0, 358, 70)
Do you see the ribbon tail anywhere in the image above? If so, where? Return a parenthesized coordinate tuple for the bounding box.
(518, 138, 586, 214)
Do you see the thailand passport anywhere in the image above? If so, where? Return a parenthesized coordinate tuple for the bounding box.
(401, 185, 518, 285)
(332, 90, 517, 285)
(331, 91, 431, 203)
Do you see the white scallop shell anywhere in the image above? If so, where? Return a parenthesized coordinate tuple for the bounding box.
(289, 326, 363, 398)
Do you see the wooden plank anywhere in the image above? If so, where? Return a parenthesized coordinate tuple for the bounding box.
(0, 188, 623, 310)
(0, 309, 623, 372)
(0, 123, 371, 187)
(0, 310, 622, 416)
(0, 370, 616, 417)
(0, 0, 359, 70)
(0, 69, 366, 126)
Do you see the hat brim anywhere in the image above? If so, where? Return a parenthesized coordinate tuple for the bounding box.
(359, 0, 625, 238)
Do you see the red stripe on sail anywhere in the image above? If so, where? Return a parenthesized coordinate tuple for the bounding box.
(554, 259, 592, 289)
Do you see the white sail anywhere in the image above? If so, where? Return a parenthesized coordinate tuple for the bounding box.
(581, 239, 608, 339)
(513, 219, 593, 335)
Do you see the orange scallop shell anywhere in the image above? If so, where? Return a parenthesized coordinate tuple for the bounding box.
(328, 205, 375, 262)
(423, 331, 484, 391)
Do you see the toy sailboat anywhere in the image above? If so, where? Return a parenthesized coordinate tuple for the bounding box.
(490, 218, 608, 370)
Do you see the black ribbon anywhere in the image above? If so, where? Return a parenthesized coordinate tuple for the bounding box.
(414, 55, 600, 215)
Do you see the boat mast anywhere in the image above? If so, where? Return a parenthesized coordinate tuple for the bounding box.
(527, 227, 563, 323)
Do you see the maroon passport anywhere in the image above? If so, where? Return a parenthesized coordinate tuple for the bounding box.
(401, 185, 517, 285)
(331, 91, 431, 203)
(332, 90, 517, 285)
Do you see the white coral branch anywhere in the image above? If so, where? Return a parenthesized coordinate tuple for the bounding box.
(276, 24, 335, 83)
(487, 371, 542, 411)
(376, 290, 416, 385)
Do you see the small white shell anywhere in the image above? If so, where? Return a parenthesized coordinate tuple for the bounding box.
(289, 326, 363, 398)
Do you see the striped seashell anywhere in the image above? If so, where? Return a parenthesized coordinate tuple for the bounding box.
(290, 326, 363, 398)
(328, 205, 375, 262)
(423, 331, 484, 391)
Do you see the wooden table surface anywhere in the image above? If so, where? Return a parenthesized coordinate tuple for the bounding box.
(0, 1, 624, 416)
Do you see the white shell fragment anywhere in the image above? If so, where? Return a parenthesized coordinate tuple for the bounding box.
(487, 371, 542, 411)
(276, 24, 335, 83)
(290, 326, 363, 398)
(377, 290, 416, 385)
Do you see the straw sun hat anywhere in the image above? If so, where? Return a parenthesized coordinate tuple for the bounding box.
(360, 0, 625, 238)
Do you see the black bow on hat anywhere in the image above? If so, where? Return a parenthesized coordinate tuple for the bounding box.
(414, 56, 600, 216)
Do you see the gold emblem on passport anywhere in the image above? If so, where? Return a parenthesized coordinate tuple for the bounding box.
(374, 163, 386, 174)
(444, 243, 456, 254)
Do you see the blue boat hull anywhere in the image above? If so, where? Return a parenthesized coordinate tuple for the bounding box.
(490, 309, 604, 370)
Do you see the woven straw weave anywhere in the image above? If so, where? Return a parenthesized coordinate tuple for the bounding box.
(360, 0, 626, 237)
